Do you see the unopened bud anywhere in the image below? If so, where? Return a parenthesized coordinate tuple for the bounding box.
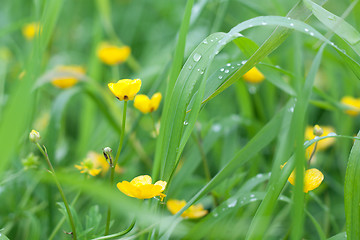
(103, 147, 112, 155)
(313, 125, 323, 137)
(29, 130, 41, 143)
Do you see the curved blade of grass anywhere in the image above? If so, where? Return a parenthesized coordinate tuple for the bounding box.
(205, 15, 360, 104)
(344, 130, 360, 239)
(304, 0, 360, 56)
(152, 0, 194, 180)
(328, 232, 346, 240)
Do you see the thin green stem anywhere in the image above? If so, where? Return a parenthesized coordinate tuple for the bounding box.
(150, 113, 158, 137)
(36, 143, 77, 240)
(105, 100, 127, 235)
(92, 219, 135, 240)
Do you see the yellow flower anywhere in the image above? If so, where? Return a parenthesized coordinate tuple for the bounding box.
(242, 67, 265, 83)
(166, 199, 208, 219)
(86, 151, 123, 176)
(108, 79, 141, 101)
(51, 65, 85, 89)
(281, 163, 324, 193)
(22, 22, 41, 40)
(117, 175, 166, 199)
(75, 158, 101, 176)
(305, 125, 335, 157)
(134, 93, 162, 114)
(340, 96, 360, 116)
(97, 42, 131, 65)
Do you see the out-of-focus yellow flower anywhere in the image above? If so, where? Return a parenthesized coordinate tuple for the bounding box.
(51, 65, 85, 89)
(108, 79, 141, 101)
(97, 42, 131, 65)
(86, 151, 123, 176)
(75, 158, 101, 176)
(281, 162, 324, 193)
(305, 125, 335, 157)
(22, 22, 41, 40)
(242, 67, 265, 83)
(166, 199, 208, 219)
(341, 96, 360, 116)
(134, 93, 162, 114)
(117, 175, 166, 199)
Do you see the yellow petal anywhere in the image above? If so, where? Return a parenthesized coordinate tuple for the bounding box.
(22, 22, 41, 40)
(154, 180, 167, 191)
(97, 43, 131, 65)
(150, 93, 162, 112)
(130, 175, 152, 186)
(167, 199, 187, 215)
(108, 79, 141, 101)
(117, 181, 136, 198)
(304, 168, 324, 193)
(134, 94, 151, 113)
(242, 67, 265, 84)
(89, 168, 101, 176)
(137, 184, 163, 199)
(52, 78, 78, 88)
(341, 96, 360, 116)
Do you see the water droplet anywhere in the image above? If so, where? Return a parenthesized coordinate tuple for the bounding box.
(224, 69, 229, 73)
(327, 132, 337, 137)
(241, 60, 247, 64)
(221, 208, 226, 211)
(249, 24, 253, 27)
(256, 173, 263, 178)
(200, 70, 204, 75)
(227, 199, 237, 208)
(218, 76, 223, 80)
(226, 63, 231, 66)
(220, 68, 224, 72)
(215, 50, 220, 55)
(215, 37, 218, 40)
(310, 32, 315, 36)
(304, 28, 309, 32)
(203, 39, 208, 44)
(188, 65, 192, 70)
(290, 23, 294, 27)
(184, 121, 189, 126)
(237, 63, 241, 66)
(213, 212, 218, 217)
(250, 194, 255, 198)
(212, 124, 221, 132)
(330, 42, 335, 46)
(250, 198, 257, 202)
(261, 22, 267, 25)
(275, 65, 280, 68)
(240, 200, 244, 204)
(197, 68, 201, 72)
(287, 17, 291, 20)
(231, 66, 234, 69)
(248, 85, 257, 94)
(328, 15, 336, 21)
(193, 53, 202, 62)
(210, 39, 214, 42)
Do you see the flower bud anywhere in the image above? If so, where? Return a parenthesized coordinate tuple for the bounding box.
(313, 125, 323, 137)
(103, 147, 112, 155)
(29, 130, 41, 143)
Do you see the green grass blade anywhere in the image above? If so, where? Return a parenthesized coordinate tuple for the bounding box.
(328, 232, 347, 240)
(344, 130, 360, 239)
(153, 0, 194, 180)
(304, 0, 360, 56)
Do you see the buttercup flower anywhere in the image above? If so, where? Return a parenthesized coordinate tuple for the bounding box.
(86, 151, 123, 176)
(22, 22, 41, 40)
(305, 125, 335, 157)
(117, 175, 166, 199)
(134, 93, 162, 114)
(75, 158, 101, 177)
(51, 65, 85, 88)
(242, 67, 265, 83)
(281, 163, 324, 193)
(108, 79, 141, 101)
(340, 96, 360, 116)
(167, 199, 208, 219)
(97, 42, 131, 65)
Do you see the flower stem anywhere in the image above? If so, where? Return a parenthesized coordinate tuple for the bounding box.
(36, 143, 77, 240)
(105, 100, 127, 235)
(150, 113, 158, 137)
